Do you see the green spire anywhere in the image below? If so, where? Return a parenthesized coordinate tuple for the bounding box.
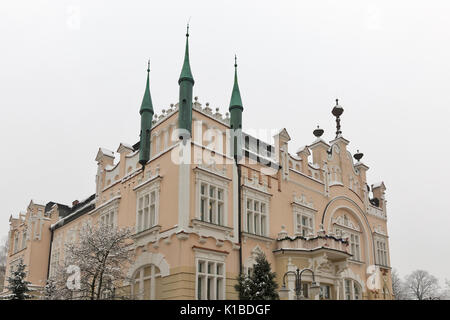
(178, 24, 195, 138)
(229, 55, 243, 110)
(178, 24, 194, 85)
(139, 60, 154, 167)
(229, 56, 244, 160)
(140, 60, 154, 114)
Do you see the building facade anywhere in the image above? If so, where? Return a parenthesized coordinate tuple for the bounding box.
(2, 30, 393, 300)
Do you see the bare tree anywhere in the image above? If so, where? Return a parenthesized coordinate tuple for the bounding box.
(0, 236, 8, 292)
(441, 279, 450, 300)
(48, 224, 134, 300)
(405, 270, 440, 300)
(391, 269, 408, 300)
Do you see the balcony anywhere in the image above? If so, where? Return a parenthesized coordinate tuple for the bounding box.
(275, 228, 351, 261)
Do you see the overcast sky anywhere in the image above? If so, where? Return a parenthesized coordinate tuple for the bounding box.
(1, 0, 449, 283)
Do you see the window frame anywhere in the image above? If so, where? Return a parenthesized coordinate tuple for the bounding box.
(135, 177, 161, 234)
(333, 215, 363, 262)
(344, 278, 363, 300)
(293, 204, 315, 238)
(132, 264, 161, 300)
(194, 169, 229, 228)
(243, 188, 270, 237)
(375, 236, 389, 267)
(13, 232, 19, 253)
(194, 249, 227, 300)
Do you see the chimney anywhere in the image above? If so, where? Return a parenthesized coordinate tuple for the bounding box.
(72, 200, 79, 207)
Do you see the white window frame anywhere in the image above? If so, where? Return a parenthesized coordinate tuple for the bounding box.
(194, 249, 227, 300)
(13, 232, 19, 253)
(100, 207, 117, 229)
(21, 230, 27, 250)
(293, 204, 315, 237)
(135, 178, 161, 234)
(132, 264, 161, 300)
(344, 278, 362, 300)
(195, 169, 229, 227)
(375, 237, 389, 266)
(335, 226, 361, 261)
(199, 182, 226, 225)
(243, 188, 270, 237)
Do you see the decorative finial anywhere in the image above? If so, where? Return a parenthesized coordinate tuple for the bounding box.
(186, 17, 191, 37)
(331, 98, 344, 138)
(147, 59, 150, 73)
(234, 54, 237, 68)
(354, 150, 364, 162)
(313, 125, 324, 138)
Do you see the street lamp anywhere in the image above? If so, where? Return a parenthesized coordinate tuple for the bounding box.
(280, 268, 320, 300)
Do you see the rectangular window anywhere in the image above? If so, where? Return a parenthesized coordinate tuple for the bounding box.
(345, 279, 351, 300)
(100, 210, 115, 229)
(137, 190, 157, 232)
(320, 285, 331, 300)
(336, 228, 361, 261)
(196, 259, 225, 300)
(376, 239, 388, 266)
(245, 197, 268, 236)
(350, 234, 361, 261)
(199, 183, 225, 225)
(21, 231, 27, 250)
(13, 233, 19, 253)
(297, 213, 314, 237)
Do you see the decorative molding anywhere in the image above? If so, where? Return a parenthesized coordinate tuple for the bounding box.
(332, 215, 361, 232)
(292, 193, 315, 210)
(125, 251, 170, 284)
(243, 173, 268, 194)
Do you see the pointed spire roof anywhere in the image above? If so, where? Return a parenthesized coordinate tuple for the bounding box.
(140, 60, 154, 114)
(178, 24, 194, 84)
(229, 55, 243, 110)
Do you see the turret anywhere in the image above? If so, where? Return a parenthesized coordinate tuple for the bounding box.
(139, 60, 154, 167)
(229, 55, 244, 160)
(178, 25, 195, 140)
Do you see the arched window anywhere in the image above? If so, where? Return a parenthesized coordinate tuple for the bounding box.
(132, 264, 161, 300)
(344, 279, 362, 300)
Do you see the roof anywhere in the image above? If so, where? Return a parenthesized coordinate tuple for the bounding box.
(140, 67, 154, 114)
(178, 33, 194, 84)
(51, 194, 96, 229)
(229, 62, 243, 109)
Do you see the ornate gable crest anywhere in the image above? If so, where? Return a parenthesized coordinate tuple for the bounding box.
(332, 215, 360, 232)
(292, 193, 315, 210)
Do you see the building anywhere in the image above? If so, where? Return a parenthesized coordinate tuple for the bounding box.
(2, 29, 393, 300)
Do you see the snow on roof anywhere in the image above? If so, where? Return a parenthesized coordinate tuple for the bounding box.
(309, 138, 330, 148)
(372, 181, 385, 189)
(117, 142, 134, 153)
(125, 149, 139, 158)
(30, 199, 46, 206)
(100, 148, 114, 158)
(296, 145, 311, 155)
(50, 197, 96, 230)
(309, 163, 320, 170)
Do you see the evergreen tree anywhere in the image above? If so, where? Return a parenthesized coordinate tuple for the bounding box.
(6, 261, 31, 300)
(43, 279, 57, 300)
(235, 252, 279, 300)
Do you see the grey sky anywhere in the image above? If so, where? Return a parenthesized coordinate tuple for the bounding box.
(1, 0, 449, 283)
